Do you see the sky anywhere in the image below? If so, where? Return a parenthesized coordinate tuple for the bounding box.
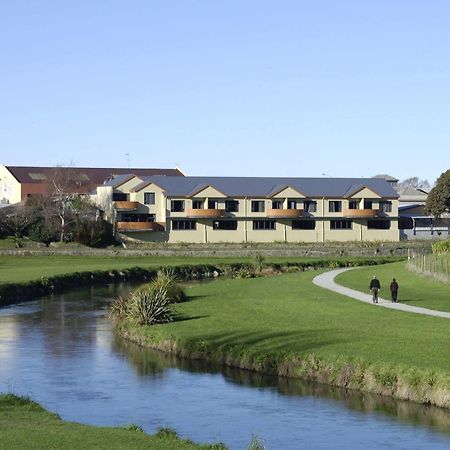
(1, 1, 449, 184)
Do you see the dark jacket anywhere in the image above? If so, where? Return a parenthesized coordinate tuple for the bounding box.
(390, 281, 399, 292)
(370, 278, 381, 289)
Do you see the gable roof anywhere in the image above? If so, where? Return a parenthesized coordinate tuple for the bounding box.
(267, 184, 306, 197)
(128, 176, 399, 199)
(5, 166, 184, 186)
(343, 184, 382, 198)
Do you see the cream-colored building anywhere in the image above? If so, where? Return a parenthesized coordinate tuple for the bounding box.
(94, 175, 400, 243)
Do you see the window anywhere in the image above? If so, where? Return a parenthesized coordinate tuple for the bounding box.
(349, 201, 359, 210)
(367, 220, 390, 229)
(170, 200, 185, 212)
(251, 201, 265, 213)
(292, 220, 316, 230)
(225, 200, 239, 212)
(208, 200, 217, 209)
(380, 201, 392, 213)
(121, 213, 154, 223)
(364, 200, 373, 209)
(399, 217, 413, 230)
(287, 199, 297, 209)
(113, 193, 128, 201)
(192, 200, 203, 209)
(144, 192, 155, 205)
(272, 200, 283, 209)
(329, 201, 342, 213)
(28, 173, 47, 180)
(213, 220, 238, 230)
(304, 200, 317, 213)
(330, 219, 352, 229)
(172, 220, 196, 230)
(253, 220, 275, 230)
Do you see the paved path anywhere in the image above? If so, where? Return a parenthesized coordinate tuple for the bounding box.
(313, 267, 450, 319)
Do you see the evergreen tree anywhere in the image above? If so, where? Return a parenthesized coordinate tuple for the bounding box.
(425, 169, 450, 218)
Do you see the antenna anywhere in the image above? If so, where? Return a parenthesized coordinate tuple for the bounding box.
(125, 153, 131, 169)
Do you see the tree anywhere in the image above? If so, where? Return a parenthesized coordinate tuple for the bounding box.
(0, 203, 38, 238)
(44, 167, 93, 241)
(398, 177, 431, 192)
(425, 169, 450, 218)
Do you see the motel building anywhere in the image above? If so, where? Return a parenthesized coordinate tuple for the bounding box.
(94, 175, 400, 243)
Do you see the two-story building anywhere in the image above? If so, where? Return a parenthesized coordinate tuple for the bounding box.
(95, 175, 400, 243)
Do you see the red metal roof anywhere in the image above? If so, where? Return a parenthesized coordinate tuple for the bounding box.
(6, 166, 184, 186)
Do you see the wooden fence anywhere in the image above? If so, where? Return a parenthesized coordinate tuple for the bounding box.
(407, 249, 450, 283)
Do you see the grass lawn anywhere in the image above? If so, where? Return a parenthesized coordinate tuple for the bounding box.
(0, 254, 394, 286)
(130, 271, 450, 375)
(335, 261, 450, 312)
(0, 394, 224, 450)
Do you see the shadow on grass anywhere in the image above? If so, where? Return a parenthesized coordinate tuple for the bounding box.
(192, 328, 350, 354)
(173, 314, 209, 323)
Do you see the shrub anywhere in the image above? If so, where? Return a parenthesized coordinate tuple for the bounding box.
(74, 219, 113, 248)
(109, 296, 129, 319)
(432, 239, 450, 254)
(254, 254, 265, 272)
(127, 286, 173, 326)
(28, 219, 58, 245)
(153, 268, 186, 302)
(135, 269, 186, 303)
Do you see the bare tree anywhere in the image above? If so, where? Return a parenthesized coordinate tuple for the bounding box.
(397, 177, 431, 192)
(44, 167, 94, 241)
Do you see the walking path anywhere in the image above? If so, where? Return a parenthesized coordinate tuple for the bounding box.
(313, 267, 450, 319)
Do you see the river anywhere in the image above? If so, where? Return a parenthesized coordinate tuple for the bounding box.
(0, 283, 449, 449)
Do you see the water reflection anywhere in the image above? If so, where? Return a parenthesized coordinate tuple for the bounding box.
(113, 336, 450, 435)
(1, 284, 449, 450)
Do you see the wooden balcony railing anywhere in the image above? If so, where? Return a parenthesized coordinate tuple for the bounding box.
(116, 222, 164, 232)
(342, 209, 379, 218)
(185, 208, 226, 218)
(266, 208, 304, 219)
(114, 201, 139, 211)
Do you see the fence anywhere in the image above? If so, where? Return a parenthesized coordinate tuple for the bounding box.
(407, 249, 450, 283)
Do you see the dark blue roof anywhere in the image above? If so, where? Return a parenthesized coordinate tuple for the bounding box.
(132, 176, 399, 198)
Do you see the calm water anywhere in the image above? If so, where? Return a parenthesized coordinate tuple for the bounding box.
(0, 284, 449, 450)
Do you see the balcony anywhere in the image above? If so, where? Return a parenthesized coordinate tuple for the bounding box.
(116, 222, 164, 232)
(186, 208, 226, 219)
(114, 201, 139, 211)
(266, 208, 304, 219)
(342, 208, 379, 218)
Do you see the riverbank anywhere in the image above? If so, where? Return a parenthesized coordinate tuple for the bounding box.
(115, 270, 450, 409)
(0, 254, 401, 306)
(0, 394, 225, 449)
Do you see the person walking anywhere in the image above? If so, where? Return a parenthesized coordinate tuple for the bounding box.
(369, 276, 381, 304)
(390, 278, 399, 303)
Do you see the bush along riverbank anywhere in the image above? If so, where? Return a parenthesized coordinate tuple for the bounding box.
(0, 256, 403, 307)
(111, 269, 449, 411)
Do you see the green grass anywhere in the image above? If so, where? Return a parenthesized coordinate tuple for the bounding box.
(335, 261, 450, 312)
(126, 271, 450, 374)
(0, 254, 393, 286)
(0, 255, 252, 285)
(0, 394, 225, 450)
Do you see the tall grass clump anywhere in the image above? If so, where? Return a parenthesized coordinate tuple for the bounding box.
(432, 238, 450, 254)
(153, 268, 186, 302)
(135, 268, 186, 303)
(127, 286, 173, 326)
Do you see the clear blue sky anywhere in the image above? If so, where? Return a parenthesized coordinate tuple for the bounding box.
(1, 1, 449, 183)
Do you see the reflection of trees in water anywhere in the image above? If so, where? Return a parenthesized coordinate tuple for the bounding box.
(115, 336, 450, 435)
